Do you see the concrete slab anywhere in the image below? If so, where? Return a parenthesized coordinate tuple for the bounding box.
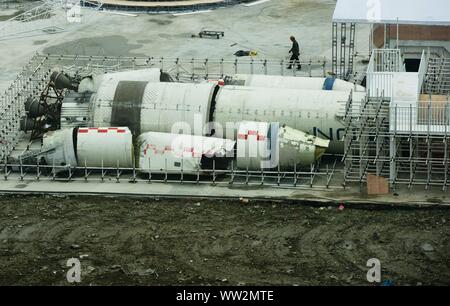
(0, 176, 449, 206)
(0, 0, 371, 92)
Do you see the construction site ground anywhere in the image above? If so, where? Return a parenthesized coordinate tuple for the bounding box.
(0, 194, 449, 285)
(1, 0, 449, 286)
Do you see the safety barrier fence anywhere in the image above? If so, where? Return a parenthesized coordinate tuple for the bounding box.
(391, 103, 450, 134)
(343, 94, 450, 191)
(2, 157, 343, 190)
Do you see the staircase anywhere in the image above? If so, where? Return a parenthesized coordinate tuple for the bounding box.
(423, 57, 450, 95)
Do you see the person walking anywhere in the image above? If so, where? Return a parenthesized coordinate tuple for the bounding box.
(288, 36, 301, 70)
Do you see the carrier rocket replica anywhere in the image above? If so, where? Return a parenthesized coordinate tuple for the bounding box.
(26, 68, 366, 173)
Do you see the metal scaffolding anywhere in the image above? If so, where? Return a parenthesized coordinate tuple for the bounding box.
(343, 49, 450, 191)
(0, 53, 328, 176)
(423, 57, 450, 95)
(0, 1, 65, 41)
(0, 1, 106, 41)
(331, 22, 356, 80)
(1, 156, 345, 191)
(343, 92, 393, 187)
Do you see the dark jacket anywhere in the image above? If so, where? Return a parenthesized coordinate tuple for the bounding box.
(290, 40, 300, 56)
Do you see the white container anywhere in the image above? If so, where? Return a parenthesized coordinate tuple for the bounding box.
(41, 128, 78, 167)
(76, 127, 133, 168)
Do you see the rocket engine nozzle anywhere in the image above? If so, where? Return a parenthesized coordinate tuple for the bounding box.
(50, 71, 79, 91)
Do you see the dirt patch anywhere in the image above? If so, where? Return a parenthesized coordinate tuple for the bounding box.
(33, 40, 48, 46)
(148, 18, 173, 26)
(136, 39, 152, 44)
(0, 195, 449, 285)
(42, 35, 145, 57)
(0, 9, 24, 21)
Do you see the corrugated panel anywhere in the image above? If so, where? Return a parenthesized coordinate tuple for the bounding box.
(60, 92, 91, 129)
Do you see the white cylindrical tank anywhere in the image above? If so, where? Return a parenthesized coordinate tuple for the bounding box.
(76, 127, 134, 168)
(228, 74, 365, 92)
(91, 82, 217, 137)
(41, 127, 134, 169)
(137, 132, 235, 174)
(213, 86, 366, 153)
(78, 68, 162, 93)
(41, 128, 78, 167)
(236, 121, 272, 170)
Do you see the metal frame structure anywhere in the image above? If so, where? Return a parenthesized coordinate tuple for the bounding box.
(0, 54, 52, 164)
(343, 95, 450, 191)
(0, 1, 66, 41)
(331, 22, 356, 80)
(343, 49, 450, 191)
(423, 57, 450, 95)
(4, 51, 449, 191)
(26, 80, 65, 140)
(0, 53, 331, 188)
(0, 0, 106, 41)
(2, 157, 343, 190)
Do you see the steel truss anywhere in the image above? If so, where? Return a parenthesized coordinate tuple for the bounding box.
(0, 1, 65, 41)
(343, 91, 450, 191)
(2, 157, 343, 190)
(423, 57, 450, 95)
(331, 22, 356, 81)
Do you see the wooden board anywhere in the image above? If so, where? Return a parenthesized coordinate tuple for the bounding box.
(367, 174, 389, 195)
(418, 94, 449, 125)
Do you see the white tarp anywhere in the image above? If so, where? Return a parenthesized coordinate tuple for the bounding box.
(332, 0, 450, 25)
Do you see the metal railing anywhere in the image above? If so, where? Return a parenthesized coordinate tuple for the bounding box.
(423, 57, 450, 95)
(1, 157, 344, 190)
(366, 49, 404, 99)
(391, 101, 450, 135)
(368, 49, 403, 73)
(0, 1, 66, 41)
(343, 93, 450, 190)
(0, 54, 51, 163)
(366, 72, 394, 99)
(418, 50, 429, 94)
(39, 54, 328, 80)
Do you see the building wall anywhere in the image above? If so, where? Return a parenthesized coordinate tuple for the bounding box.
(373, 24, 450, 48)
(399, 42, 450, 59)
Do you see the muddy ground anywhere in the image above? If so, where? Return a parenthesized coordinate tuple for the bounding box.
(0, 195, 449, 286)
